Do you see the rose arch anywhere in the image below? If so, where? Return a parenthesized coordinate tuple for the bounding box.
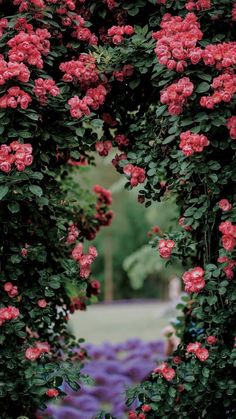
(0, 0, 236, 418)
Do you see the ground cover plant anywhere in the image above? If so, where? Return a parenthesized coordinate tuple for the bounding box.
(1, 0, 236, 418)
(43, 339, 165, 419)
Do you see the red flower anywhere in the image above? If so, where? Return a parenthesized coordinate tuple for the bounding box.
(46, 388, 59, 398)
(141, 404, 152, 412)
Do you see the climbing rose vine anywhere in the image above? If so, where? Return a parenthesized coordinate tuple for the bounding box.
(1, 0, 236, 418)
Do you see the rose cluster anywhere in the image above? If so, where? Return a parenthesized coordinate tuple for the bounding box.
(218, 256, 235, 280)
(66, 224, 79, 244)
(114, 133, 130, 149)
(7, 28, 51, 69)
(68, 84, 107, 118)
(179, 130, 209, 156)
(13, 0, 46, 12)
(200, 73, 236, 109)
(25, 341, 50, 361)
(68, 95, 93, 118)
(113, 64, 134, 81)
(0, 141, 33, 173)
(105, 0, 117, 10)
(0, 86, 32, 110)
(87, 278, 101, 297)
(107, 25, 135, 44)
(0, 306, 20, 326)
(69, 296, 86, 313)
(93, 184, 113, 227)
(0, 58, 30, 85)
(219, 221, 236, 252)
(33, 78, 60, 104)
(158, 239, 175, 259)
(160, 77, 194, 115)
(72, 243, 98, 278)
(123, 164, 146, 187)
(95, 140, 113, 156)
(186, 342, 209, 362)
(202, 42, 236, 70)
(153, 13, 203, 71)
(182, 266, 205, 293)
(153, 362, 176, 381)
(3, 282, 19, 298)
(86, 85, 107, 110)
(59, 54, 99, 86)
(112, 152, 127, 172)
(227, 115, 236, 139)
(72, 14, 98, 45)
(185, 0, 211, 11)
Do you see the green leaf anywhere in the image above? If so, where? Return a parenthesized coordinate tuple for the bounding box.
(8, 202, 20, 213)
(196, 82, 211, 93)
(29, 185, 43, 197)
(0, 185, 9, 200)
(156, 105, 167, 118)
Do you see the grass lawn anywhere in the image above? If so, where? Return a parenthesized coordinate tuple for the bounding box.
(69, 300, 177, 344)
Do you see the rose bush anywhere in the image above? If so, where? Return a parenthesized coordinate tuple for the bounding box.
(1, 0, 236, 417)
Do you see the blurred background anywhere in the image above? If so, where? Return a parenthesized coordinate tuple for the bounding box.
(68, 152, 184, 344)
(44, 153, 185, 418)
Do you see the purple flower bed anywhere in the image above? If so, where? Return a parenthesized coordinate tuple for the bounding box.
(43, 339, 165, 419)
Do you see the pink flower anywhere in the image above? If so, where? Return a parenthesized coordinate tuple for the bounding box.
(218, 199, 232, 211)
(219, 221, 236, 237)
(0, 306, 20, 326)
(206, 336, 217, 345)
(227, 116, 236, 139)
(66, 224, 79, 244)
(179, 131, 209, 156)
(182, 267, 205, 293)
(123, 164, 146, 188)
(195, 347, 209, 361)
(221, 235, 236, 251)
(153, 13, 203, 71)
(187, 342, 209, 361)
(25, 347, 41, 361)
(37, 299, 47, 308)
(72, 243, 84, 261)
(95, 141, 112, 156)
(186, 342, 201, 353)
(158, 239, 175, 259)
(154, 362, 176, 381)
(160, 77, 194, 115)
